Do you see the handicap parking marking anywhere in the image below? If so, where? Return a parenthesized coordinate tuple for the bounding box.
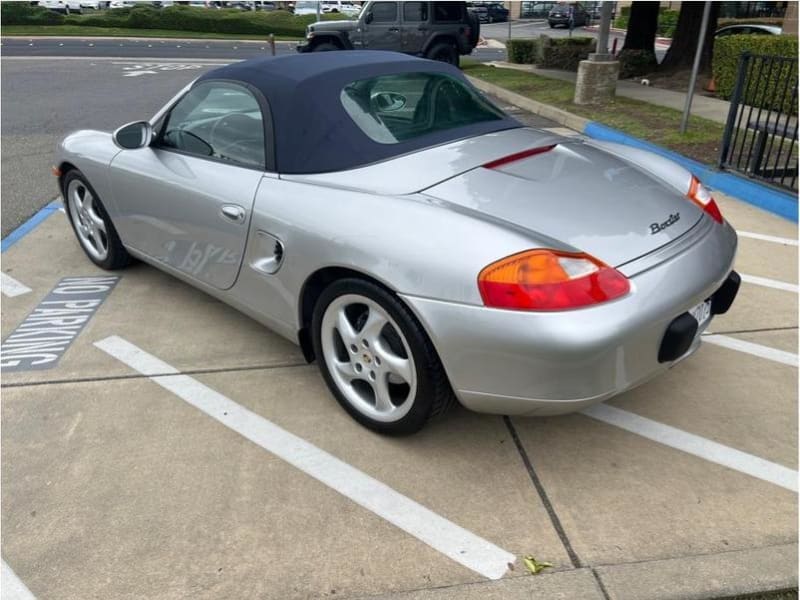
(703, 333, 798, 367)
(738, 231, 798, 246)
(112, 61, 232, 78)
(740, 273, 799, 293)
(1, 272, 32, 298)
(94, 335, 517, 581)
(1, 560, 36, 600)
(582, 404, 798, 493)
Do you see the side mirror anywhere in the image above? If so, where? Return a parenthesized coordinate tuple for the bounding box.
(364, 11, 373, 23)
(113, 121, 153, 150)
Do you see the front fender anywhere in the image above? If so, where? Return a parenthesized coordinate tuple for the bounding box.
(56, 130, 121, 216)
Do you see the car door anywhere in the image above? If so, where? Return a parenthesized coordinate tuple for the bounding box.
(401, 1, 429, 53)
(362, 1, 402, 50)
(108, 80, 271, 291)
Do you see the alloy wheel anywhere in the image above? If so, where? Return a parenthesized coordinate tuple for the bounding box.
(67, 179, 109, 262)
(320, 294, 417, 423)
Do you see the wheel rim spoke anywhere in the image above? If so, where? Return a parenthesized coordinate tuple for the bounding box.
(334, 359, 357, 382)
(359, 307, 387, 344)
(372, 374, 394, 413)
(375, 342, 412, 384)
(336, 308, 358, 346)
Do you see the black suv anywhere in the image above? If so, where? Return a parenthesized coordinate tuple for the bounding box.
(297, 1, 480, 67)
(548, 2, 589, 28)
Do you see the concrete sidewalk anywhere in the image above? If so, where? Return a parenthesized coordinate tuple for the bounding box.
(486, 60, 732, 124)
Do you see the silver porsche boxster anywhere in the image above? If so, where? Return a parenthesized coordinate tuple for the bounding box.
(56, 52, 740, 434)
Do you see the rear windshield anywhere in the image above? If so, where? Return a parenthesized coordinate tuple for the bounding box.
(340, 72, 506, 145)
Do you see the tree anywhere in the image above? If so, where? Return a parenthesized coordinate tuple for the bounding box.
(659, 1, 720, 72)
(618, 1, 660, 77)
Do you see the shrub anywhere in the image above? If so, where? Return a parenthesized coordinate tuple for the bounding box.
(713, 34, 798, 114)
(1, 2, 64, 25)
(539, 36, 595, 71)
(64, 5, 331, 37)
(617, 48, 658, 79)
(506, 39, 538, 64)
(614, 8, 678, 37)
(657, 10, 679, 37)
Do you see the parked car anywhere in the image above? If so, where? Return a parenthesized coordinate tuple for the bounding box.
(39, 0, 92, 14)
(715, 23, 782, 36)
(297, 0, 480, 67)
(548, 1, 589, 27)
(468, 4, 489, 23)
(468, 1, 508, 22)
(485, 2, 509, 22)
(292, 0, 319, 15)
(322, 1, 360, 16)
(55, 51, 739, 434)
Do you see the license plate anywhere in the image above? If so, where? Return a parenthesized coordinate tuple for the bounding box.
(689, 299, 712, 328)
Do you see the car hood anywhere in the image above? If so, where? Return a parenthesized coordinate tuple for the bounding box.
(309, 19, 357, 32)
(422, 141, 703, 268)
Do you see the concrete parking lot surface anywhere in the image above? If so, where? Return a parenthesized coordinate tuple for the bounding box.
(1, 180, 797, 599)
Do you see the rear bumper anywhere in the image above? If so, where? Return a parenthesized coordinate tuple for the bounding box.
(296, 42, 311, 53)
(401, 218, 738, 416)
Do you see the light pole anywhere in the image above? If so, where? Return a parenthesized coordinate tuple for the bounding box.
(680, 1, 712, 133)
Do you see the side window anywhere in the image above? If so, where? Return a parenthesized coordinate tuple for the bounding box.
(159, 81, 266, 169)
(403, 1, 427, 21)
(371, 1, 397, 22)
(433, 1, 462, 22)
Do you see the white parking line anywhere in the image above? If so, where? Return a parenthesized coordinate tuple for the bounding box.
(2, 561, 36, 600)
(703, 333, 798, 367)
(0, 272, 32, 297)
(94, 335, 515, 580)
(737, 231, 798, 246)
(582, 404, 798, 493)
(740, 273, 799, 293)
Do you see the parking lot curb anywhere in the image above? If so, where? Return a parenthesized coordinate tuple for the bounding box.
(467, 76, 797, 223)
(1, 199, 60, 253)
(595, 542, 799, 600)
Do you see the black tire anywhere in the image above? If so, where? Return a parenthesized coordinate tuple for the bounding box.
(426, 42, 459, 67)
(311, 278, 457, 435)
(62, 169, 132, 270)
(466, 10, 480, 47)
(549, 22, 555, 28)
(312, 42, 339, 52)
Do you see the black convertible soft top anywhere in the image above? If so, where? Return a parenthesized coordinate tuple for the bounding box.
(196, 51, 520, 174)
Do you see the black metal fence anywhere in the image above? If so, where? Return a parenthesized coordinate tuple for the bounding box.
(719, 52, 798, 193)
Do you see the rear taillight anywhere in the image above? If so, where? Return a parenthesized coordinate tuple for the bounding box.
(688, 176, 723, 223)
(478, 249, 630, 311)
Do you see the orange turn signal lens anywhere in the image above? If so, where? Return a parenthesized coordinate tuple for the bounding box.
(478, 249, 630, 311)
(688, 176, 723, 223)
(51, 165, 62, 177)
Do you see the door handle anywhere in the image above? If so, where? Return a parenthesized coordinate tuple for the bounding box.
(220, 204, 245, 224)
(418, 26, 428, 30)
(388, 27, 400, 32)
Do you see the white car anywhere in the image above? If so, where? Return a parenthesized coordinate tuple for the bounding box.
(322, 1, 360, 16)
(39, 0, 97, 13)
(293, 0, 319, 15)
